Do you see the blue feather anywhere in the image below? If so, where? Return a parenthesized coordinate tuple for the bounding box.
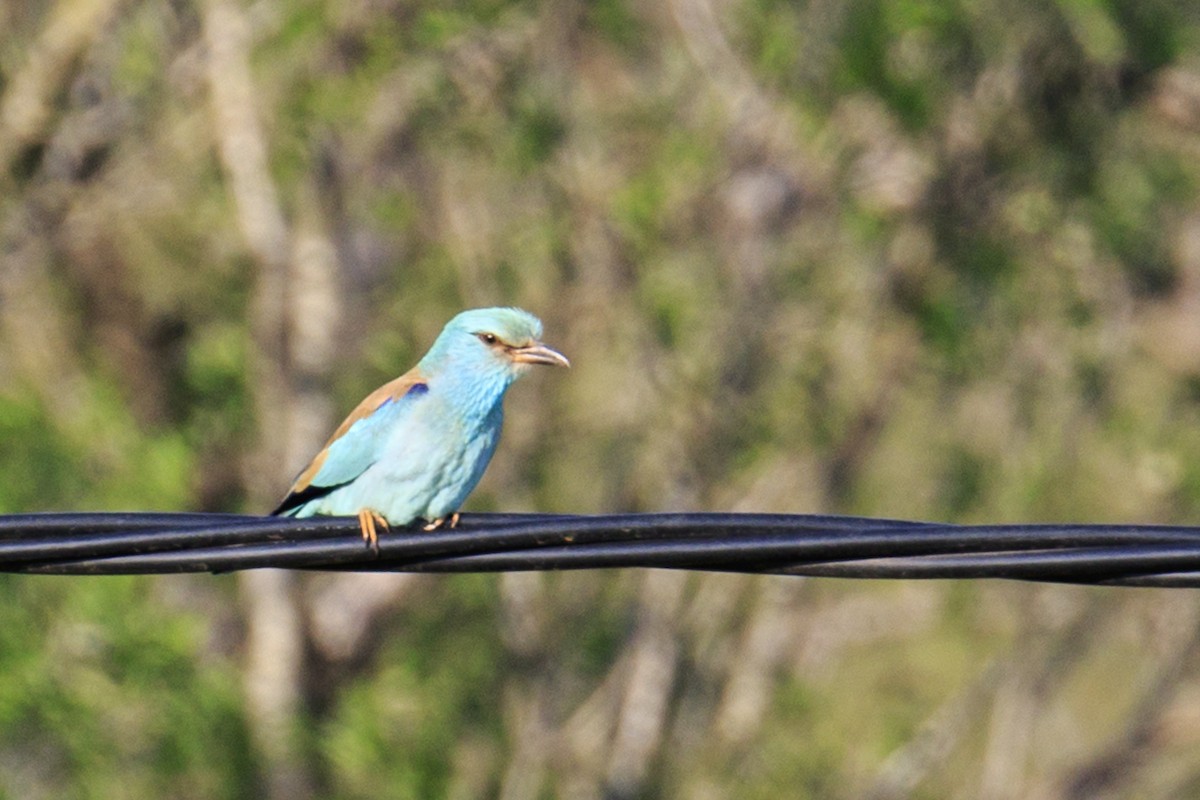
(309, 394, 413, 488)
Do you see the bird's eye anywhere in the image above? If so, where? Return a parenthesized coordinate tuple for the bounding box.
(477, 333, 498, 346)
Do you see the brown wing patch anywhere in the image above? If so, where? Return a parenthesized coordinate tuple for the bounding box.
(272, 367, 428, 512)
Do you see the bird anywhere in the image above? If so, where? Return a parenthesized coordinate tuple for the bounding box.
(273, 307, 569, 549)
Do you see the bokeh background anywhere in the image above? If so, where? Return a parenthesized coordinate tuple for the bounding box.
(4, 0, 1200, 797)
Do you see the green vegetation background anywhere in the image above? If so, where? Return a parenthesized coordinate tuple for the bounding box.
(3, 0, 1200, 797)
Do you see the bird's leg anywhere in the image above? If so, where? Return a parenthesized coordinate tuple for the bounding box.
(357, 509, 388, 554)
(422, 512, 459, 532)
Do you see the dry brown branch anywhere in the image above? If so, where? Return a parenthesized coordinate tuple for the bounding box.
(1057, 599, 1200, 800)
(977, 667, 1040, 800)
(556, 638, 637, 792)
(714, 577, 804, 745)
(863, 660, 1008, 800)
(666, 0, 821, 188)
(865, 593, 1111, 800)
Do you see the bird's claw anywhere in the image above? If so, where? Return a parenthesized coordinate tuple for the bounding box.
(357, 509, 388, 554)
(422, 512, 460, 532)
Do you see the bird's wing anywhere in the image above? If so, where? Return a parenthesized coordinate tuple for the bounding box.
(272, 369, 429, 515)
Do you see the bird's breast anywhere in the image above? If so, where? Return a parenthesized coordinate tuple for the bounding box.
(366, 393, 502, 517)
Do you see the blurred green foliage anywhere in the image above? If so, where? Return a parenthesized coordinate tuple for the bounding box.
(5, 0, 1200, 796)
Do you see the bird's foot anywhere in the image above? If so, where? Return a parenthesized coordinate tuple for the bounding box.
(357, 509, 389, 554)
(421, 512, 460, 532)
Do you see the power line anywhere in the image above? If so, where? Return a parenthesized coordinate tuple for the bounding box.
(3, 512, 1200, 586)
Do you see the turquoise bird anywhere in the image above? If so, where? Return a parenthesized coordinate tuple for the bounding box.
(273, 307, 569, 548)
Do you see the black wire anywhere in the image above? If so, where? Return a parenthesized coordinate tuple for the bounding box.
(18, 514, 936, 574)
(5, 512, 1200, 586)
(0, 512, 256, 537)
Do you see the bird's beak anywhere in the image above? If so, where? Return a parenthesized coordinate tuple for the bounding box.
(510, 342, 570, 368)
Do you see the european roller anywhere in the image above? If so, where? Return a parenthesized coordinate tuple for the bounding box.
(273, 307, 569, 548)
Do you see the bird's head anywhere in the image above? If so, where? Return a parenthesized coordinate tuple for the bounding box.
(421, 307, 570, 384)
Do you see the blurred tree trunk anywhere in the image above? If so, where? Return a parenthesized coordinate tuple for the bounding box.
(203, 1, 327, 797)
(0, 0, 124, 431)
(0, 0, 125, 180)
